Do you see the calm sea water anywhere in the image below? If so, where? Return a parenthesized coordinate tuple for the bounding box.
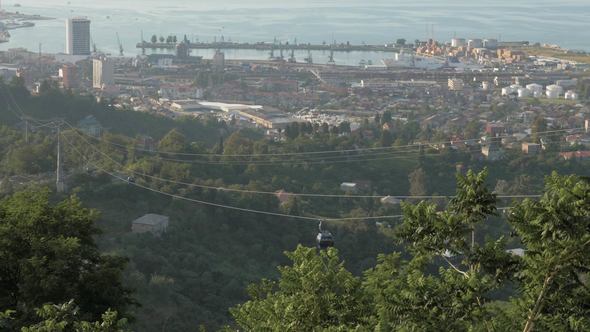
(2, 0, 589, 64)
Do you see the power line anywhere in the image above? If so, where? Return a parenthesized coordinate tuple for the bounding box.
(72, 129, 580, 166)
(63, 134, 524, 223)
(62, 128, 543, 200)
(62, 134, 405, 222)
(72, 124, 585, 158)
(64, 119, 581, 165)
(152, 131, 576, 166)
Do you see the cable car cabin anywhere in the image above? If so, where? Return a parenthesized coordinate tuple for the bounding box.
(317, 231, 334, 250)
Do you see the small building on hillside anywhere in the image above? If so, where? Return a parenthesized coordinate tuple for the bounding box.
(481, 144, 503, 161)
(559, 151, 590, 161)
(78, 115, 103, 137)
(522, 142, 541, 155)
(340, 182, 358, 193)
(132, 214, 169, 236)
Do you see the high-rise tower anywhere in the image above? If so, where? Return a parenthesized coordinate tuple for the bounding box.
(66, 17, 91, 55)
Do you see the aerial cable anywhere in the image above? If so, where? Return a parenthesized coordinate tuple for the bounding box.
(72, 123, 585, 158)
(62, 129, 542, 200)
(63, 134, 405, 222)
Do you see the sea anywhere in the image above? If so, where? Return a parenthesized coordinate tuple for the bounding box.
(2, 0, 589, 66)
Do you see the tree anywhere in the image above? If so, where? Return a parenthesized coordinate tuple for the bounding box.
(531, 116, 547, 142)
(509, 174, 590, 331)
(338, 121, 351, 134)
(0, 190, 134, 328)
(21, 300, 129, 332)
(389, 169, 518, 331)
(381, 110, 392, 125)
(158, 129, 186, 153)
(159, 36, 165, 43)
(380, 129, 393, 147)
(374, 112, 381, 124)
(150, 35, 157, 44)
(396, 38, 406, 46)
(231, 246, 369, 331)
(464, 120, 482, 139)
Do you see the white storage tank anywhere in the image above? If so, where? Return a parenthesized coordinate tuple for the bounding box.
(565, 90, 578, 100)
(546, 84, 563, 99)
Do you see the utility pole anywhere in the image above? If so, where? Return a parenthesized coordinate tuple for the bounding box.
(24, 118, 29, 143)
(56, 122, 66, 193)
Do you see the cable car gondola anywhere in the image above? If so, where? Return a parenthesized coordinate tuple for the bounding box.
(316, 220, 334, 250)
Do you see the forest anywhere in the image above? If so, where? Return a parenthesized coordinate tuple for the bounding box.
(0, 79, 588, 331)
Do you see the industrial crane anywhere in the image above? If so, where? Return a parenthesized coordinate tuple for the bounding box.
(116, 32, 124, 56)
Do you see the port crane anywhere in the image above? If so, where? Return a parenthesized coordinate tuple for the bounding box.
(304, 50, 313, 64)
(327, 49, 335, 65)
(116, 32, 124, 56)
(90, 35, 97, 54)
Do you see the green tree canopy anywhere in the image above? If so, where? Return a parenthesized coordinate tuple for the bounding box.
(21, 300, 129, 332)
(230, 246, 369, 331)
(0, 189, 134, 328)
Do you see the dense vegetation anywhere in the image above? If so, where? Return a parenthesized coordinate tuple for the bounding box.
(0, 190, 134, 331)
(230, 171, 590, 331)
(0, 80, 589, 331)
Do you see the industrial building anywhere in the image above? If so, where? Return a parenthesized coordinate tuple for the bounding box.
(65, 17, 91, 56)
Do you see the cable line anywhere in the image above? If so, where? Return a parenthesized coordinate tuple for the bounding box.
(62, 127, 542, 200)
(72, 123, 585, 158)
(63, 134, 405, 222)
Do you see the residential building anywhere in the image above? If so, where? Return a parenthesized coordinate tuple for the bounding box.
(481, 144, 502, 161)
(559, 151, 590, 161)
(485, 123, 505, 137)
(61, 64, 77, 89)
(131, 214, 170, 236)
(66, 17, 91, 56)
(93, 56, 114, 89)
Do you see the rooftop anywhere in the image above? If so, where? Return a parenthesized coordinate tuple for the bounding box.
(132, 214, 169, 226)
